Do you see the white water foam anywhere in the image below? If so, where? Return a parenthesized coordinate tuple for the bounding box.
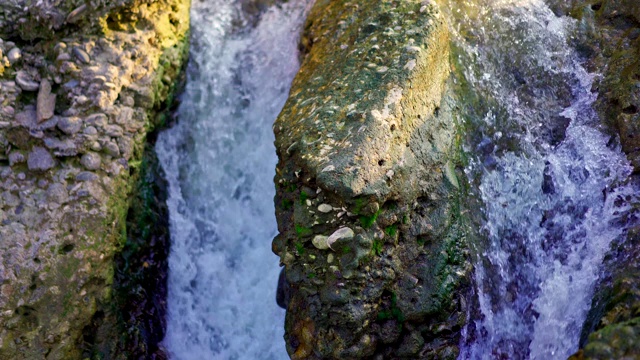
(156, 1, 311, 358)
(445, 0, 634, 358)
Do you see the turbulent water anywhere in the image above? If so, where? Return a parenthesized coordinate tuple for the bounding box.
(155, 1, 310, 358)
(445, 0, 635, 359)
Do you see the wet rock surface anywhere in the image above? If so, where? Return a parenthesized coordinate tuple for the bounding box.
(273, 0, 472, 358)
(0, 0, 190, 358)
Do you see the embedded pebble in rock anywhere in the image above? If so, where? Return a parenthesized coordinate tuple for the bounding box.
(118, 137, 133, 159)
(312, 235, 330, 250)
(8, 152, 25, 166)
(75, 171, 98, 182)
(122, 96, 135, 107)
(80, 152, 101, 170)
(44, 138, 77, 156)
(57, 116, 82, 134)
(27, 146, 55, 171)
(37, 79, 56, 122)
(46, 183, 68, 203)
(7, 47, 21, 64)
(84, 126, 98, 136)
(16, 108, 58, 131)
(66, 4, 87, 23)
(318, 203, 333, 213)
(54, 42, 67, 54)
(105, 124, 123, 137)
(72, 47, 90, 64)
(103, 142, 120, 157)
(326, 227, 355, 250)
(15, 71, 39, 91)
(85, 113, 107, 128)
(15, 108, 38, 127)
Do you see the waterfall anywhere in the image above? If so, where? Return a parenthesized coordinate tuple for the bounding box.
(444, 0, 634, 358)
(155, 1, 311, 358)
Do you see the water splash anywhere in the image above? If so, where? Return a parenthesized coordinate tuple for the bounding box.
(156, 1, 311, 358)
(442, 0, 634, 358)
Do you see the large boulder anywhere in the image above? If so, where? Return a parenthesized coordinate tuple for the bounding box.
(273, 0, 472, 358)
(0, 0, 190, 358)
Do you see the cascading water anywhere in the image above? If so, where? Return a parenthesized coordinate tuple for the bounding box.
(443, 0, 635, 358)
(155, 1, 311, 358)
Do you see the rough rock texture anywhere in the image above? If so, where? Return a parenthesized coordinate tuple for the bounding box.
(552, 0, 640, 358)
(273, 0, 472, 358)
(0, 0, 189, 358)
(569, 224, 640, 360)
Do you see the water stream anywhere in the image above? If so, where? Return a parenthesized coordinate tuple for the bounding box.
(444, 0, 635, 359)
(154, 0, 635, 358)
(155, 1, 310, 358)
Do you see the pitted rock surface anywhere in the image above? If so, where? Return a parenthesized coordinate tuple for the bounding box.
(0, 0, 190, 358)
(273, 0, 472, 358)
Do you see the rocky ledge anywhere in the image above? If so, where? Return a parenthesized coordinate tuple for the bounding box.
(273, 0, 472, 358)
(0, 0, 189, 358)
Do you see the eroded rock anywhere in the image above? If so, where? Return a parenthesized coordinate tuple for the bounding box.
(15, 70, 39, 91)
(273, 0, 471, 358)
(27, 146, 55, 171)
(80, 152, 101, 170)
(36, 79, 56, 123)
(0, 0, 191, 358)
(56, 116, 82, 135)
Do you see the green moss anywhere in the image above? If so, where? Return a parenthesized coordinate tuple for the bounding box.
(372, 238, 383, 256)
(417, 236, 427, 246)
(353, 197, 366, 214)
(384, 224, 398, 237)
(295, 241, 305, 255)
(281, 181, 296, 193)
(359, 209, 380, 229)
(281, 199, 293, 210)
(295, 224, 313, 238)
(299, 190, 309, 205)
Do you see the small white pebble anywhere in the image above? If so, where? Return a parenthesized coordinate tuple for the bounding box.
(312, 235, 329, 250)
(404, 60, 417, 71)
(386, 170, 395, 179)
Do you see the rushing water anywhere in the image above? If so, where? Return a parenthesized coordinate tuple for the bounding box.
(156, 1, 310, 358)
(444, 0, 635, 358)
